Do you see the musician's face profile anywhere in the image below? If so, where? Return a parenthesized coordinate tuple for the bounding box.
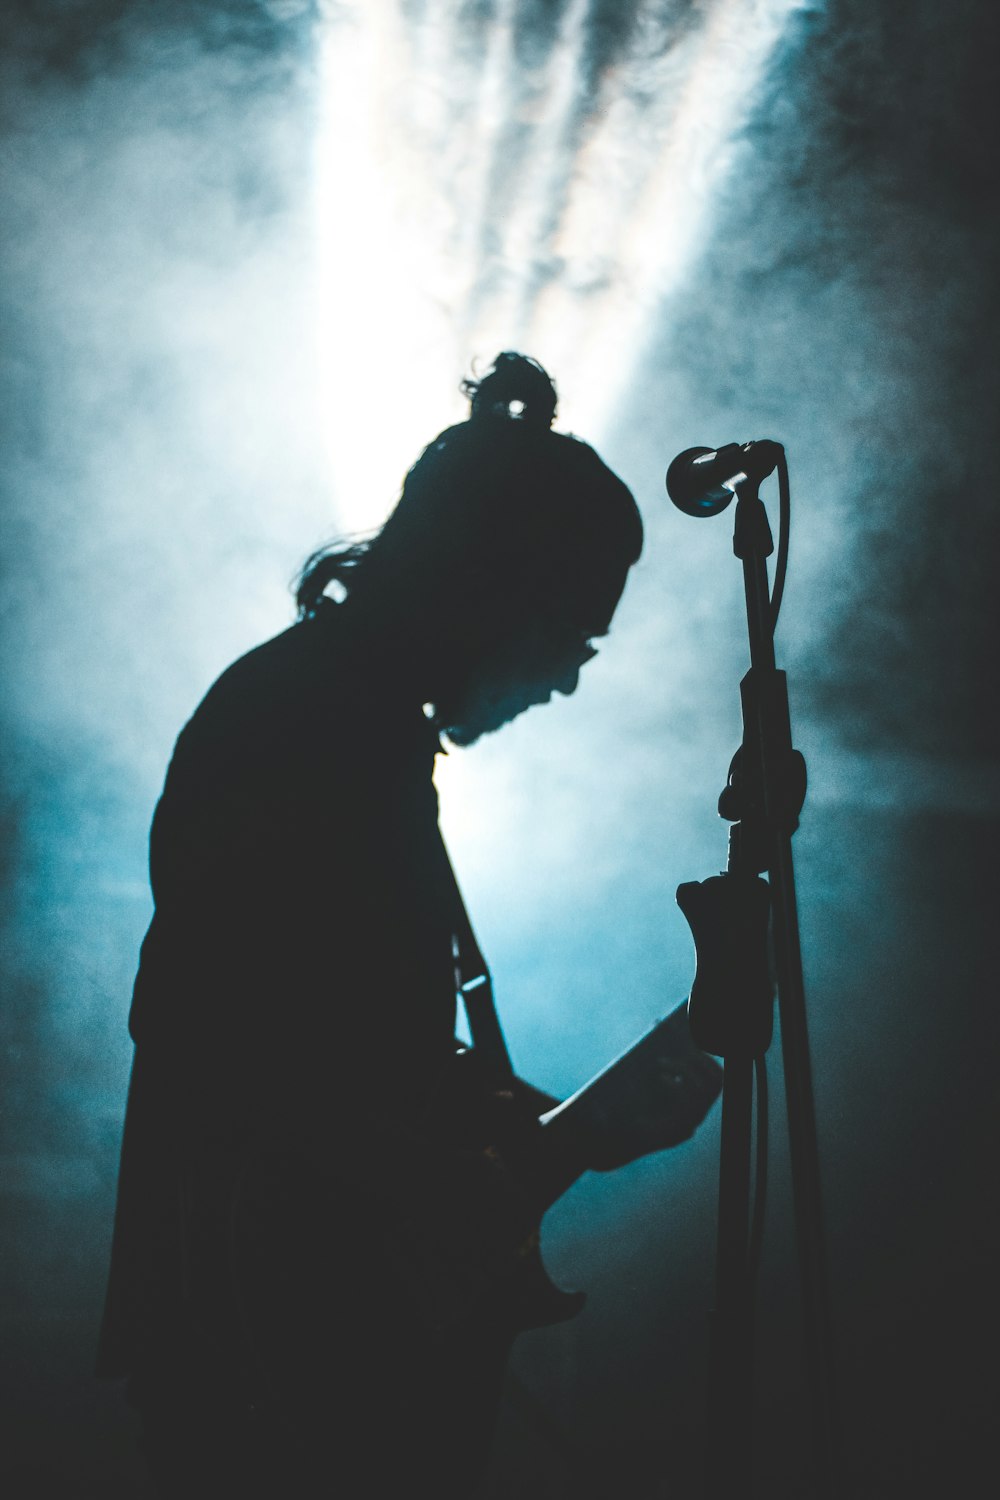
(434, 609, 603, 747)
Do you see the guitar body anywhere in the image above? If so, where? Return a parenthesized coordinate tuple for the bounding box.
(387, 1045, 587, 1333)
(226, 1000, 721, 1390)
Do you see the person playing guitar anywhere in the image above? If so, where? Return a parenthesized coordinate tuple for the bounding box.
(97, 353, 721, 1498)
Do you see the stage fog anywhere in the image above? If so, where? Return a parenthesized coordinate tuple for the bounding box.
(1, 2, 996, 1495)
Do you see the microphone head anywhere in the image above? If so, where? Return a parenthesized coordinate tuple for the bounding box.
(666, 446, 739, 517)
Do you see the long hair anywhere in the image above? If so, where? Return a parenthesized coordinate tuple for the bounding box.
(295, 537, 375, 618)
(295, 352, 642, 631)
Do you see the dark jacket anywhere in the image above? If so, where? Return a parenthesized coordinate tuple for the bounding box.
(98, 602, 462, 1381)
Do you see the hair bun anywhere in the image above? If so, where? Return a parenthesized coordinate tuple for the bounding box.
(462, 351, 557, 429)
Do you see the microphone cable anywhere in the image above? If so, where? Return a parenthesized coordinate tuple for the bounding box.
(768, 446, 791, 636)
(749, 1052, 769, 1291)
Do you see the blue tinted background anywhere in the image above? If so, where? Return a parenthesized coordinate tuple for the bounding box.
(1, 2, 997, 1495)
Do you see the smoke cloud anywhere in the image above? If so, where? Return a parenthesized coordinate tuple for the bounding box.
(1, 1, 997, 1493)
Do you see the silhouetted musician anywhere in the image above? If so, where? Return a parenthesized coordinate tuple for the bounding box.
(98, 353, 720, 1497)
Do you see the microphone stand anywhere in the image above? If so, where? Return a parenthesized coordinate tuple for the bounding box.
(676, 476, 840, 1499)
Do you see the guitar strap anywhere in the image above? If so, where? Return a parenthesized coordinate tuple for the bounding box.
(438, 836, 516, 1085)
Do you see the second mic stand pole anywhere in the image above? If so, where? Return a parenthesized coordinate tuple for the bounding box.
(678, 481, 840, 1499)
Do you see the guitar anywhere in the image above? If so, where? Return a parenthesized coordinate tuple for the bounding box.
(226, 1001, 722, 1350)
(383, 998, 723, 1333)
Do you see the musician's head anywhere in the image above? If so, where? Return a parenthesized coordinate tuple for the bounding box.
(297, 352, 643, 743)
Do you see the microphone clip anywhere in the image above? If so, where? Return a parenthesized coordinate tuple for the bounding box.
(666, 439, 782, 517)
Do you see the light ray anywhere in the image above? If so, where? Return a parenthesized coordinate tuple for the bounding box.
(311, 0, 810, 856)
(312, 0, 808, 524)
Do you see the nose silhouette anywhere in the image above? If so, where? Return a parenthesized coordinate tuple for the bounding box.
(554, 665, 581, 696)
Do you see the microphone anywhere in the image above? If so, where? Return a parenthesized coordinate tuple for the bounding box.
(666, 439, 783, 517)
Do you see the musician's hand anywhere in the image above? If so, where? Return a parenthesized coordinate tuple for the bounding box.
(367, 1059, 562, 1326)
(567, 1002, 723, 1173)
(393, 1087, 539, 1262)
(587, 1042, 722, 1169)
